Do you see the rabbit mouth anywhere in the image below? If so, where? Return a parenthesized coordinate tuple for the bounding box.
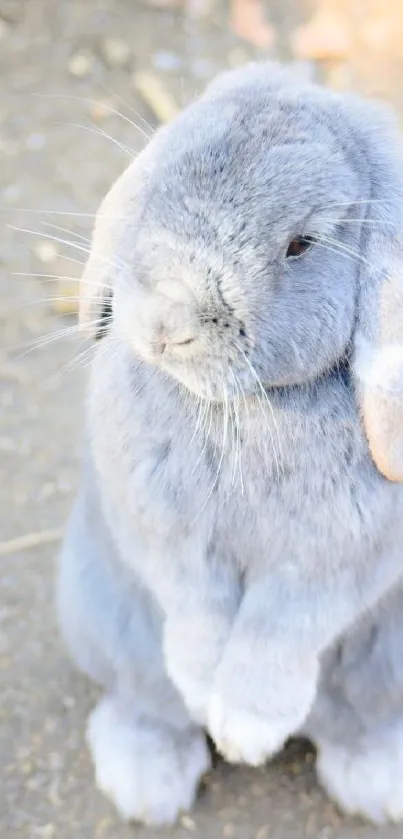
(155, 353, 254, 404)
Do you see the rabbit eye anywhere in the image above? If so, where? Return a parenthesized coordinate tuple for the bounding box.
(286, 235, 315, 259)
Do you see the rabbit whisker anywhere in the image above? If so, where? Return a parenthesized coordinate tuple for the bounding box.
(32, 91, 153, 140)
(11, 224, 131, 280)
(191, 379, 229, 525)
(188, 391, 205, 450)
(320, 217, 395, 226)
(9, 224, 93, 258)
(97, 80, 156, 136)
(17, 296, 82, 311)
(51, 121, 137, 159)
(241, 353, 282, 481)
(40, 342, 96, 389)
(15, 318, 108, 359)
(11, 272, 113, 291)
(321, 198, 392, 210)
(5, 209, 137, 221)
(190, 393, 214, 480)
(230, 369, 245, 496)
(315, 235, 371, 269)
(43, 222, 92, 245)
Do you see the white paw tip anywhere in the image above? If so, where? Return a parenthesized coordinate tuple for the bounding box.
(208, 693, 286, 767)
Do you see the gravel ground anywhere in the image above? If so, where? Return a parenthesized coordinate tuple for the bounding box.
(1, 2, 402, 838)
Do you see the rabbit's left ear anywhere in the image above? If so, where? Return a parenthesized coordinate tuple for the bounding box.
(351, 105, 403, 481)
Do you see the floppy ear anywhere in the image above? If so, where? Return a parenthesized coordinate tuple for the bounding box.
(79, 131, 168, 339)
(79, 160, 139, 339)
(355, 269, 403, 482)
(351, 104, 403, 482)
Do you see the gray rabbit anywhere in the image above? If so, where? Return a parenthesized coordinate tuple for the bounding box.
(58, 62, 403, 825)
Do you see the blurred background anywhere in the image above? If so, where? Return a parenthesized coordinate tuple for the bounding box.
(1, 2, 403, 838)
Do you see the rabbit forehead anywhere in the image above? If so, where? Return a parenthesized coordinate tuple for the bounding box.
(138, 153, 353, 261)
(150, 91, 367, 221)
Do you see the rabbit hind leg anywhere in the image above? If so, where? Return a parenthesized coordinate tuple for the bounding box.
(307, 582, 403, 823)
(57, 483, 210, 825)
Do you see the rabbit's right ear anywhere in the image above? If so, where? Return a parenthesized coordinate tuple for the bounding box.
(350, 103, 403, 482)
(354, 261, 403, 483)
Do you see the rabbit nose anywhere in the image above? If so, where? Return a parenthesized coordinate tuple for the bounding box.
(153, 338, 167, 356)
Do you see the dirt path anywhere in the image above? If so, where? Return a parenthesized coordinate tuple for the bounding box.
(1, 2, 401, 837)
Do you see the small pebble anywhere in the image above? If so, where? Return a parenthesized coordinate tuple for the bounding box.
(101, 36, 131, 66)
(180, 815, 196, 830)
(223, 825, 235, 839)
(289, 761, 302, 775)
(68, 52, 94, 77)
(34, 242, 58, 264)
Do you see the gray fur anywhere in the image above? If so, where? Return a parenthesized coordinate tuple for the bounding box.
(58, 62, 403, 825)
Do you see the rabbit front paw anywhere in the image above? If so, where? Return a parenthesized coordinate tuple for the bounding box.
(163, 616, 230, 726)
(208, 657, 319, 766)
(207, 693, 296, 765)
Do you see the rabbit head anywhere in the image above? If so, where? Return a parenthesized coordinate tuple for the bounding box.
(80, 63, 403, 482)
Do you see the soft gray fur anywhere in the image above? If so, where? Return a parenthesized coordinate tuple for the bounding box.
(58, 62, 403, 825)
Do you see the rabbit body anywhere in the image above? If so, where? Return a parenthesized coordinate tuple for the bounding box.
(58, 63, 403, 825)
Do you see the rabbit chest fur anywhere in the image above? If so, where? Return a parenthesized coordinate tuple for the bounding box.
(89, 338, 401, 594)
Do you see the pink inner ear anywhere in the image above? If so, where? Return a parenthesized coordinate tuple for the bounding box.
(362, 355, 403, 483)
